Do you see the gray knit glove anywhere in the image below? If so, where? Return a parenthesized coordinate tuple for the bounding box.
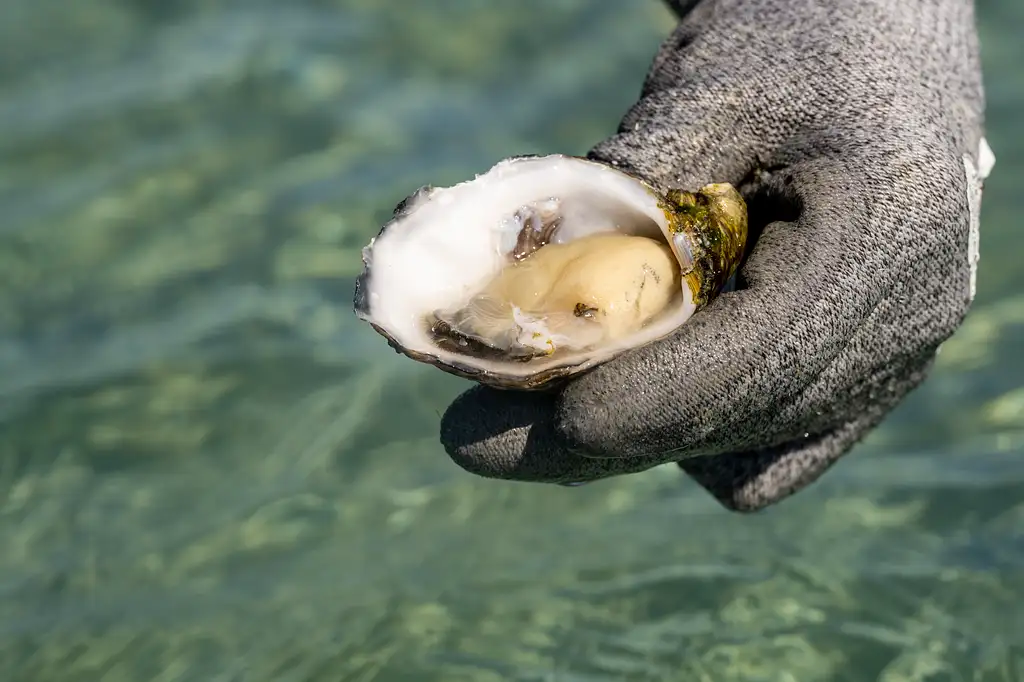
(439, 0, 994, 511)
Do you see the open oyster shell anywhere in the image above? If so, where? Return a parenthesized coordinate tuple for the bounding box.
(353, 154, 747, 390)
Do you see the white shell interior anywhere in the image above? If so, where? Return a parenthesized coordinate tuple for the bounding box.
(358, 155, 698, 379)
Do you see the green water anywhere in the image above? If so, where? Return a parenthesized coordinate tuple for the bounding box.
(1, 1, 1022, 680)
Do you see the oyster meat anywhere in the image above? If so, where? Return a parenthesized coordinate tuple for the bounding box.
(353, 154, 747, 390)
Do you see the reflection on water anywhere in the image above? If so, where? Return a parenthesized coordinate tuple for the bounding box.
(0, 0, 1022, 680)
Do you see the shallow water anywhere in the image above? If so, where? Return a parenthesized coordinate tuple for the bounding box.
(1, 1, 1022, 680)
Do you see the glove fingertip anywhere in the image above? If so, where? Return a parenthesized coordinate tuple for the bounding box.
(439, 386, 515, 475)
(440, 385, 574, 481)
(678, 425, 863, 512)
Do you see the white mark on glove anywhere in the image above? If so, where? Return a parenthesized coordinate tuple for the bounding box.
(963, 137, 995, 301)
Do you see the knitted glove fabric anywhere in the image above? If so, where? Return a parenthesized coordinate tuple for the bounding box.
(439, 0, 994, 511)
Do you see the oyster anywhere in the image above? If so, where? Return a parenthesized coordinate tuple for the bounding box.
(353, 154, 747, 390)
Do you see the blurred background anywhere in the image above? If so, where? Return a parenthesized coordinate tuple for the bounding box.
(0, 1, 1021, 680)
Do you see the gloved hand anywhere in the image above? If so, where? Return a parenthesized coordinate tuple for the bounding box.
(439, 0, 995, 511)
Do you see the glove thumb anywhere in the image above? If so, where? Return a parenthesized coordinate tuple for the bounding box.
(586, 31, 772, 191)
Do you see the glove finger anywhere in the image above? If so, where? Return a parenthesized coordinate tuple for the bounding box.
(678, 354, 936, 512)
(679, 415, 875, 512)
(440, 386, 666, 484)
(556, 153, 907, 460)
